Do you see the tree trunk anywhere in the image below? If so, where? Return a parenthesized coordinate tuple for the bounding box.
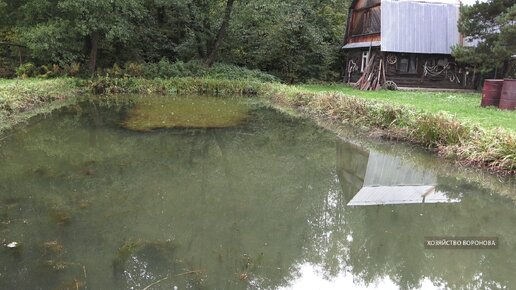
(502, 60, 510, 78)
(89, 31, 99, 77)
(187, 2, 206, 59)
(204, 0, 235, 67)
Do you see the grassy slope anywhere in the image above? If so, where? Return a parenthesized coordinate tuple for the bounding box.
(0, 77, 514, 174)
(0, 78, 81, 133)
(299, 84, 516, 132)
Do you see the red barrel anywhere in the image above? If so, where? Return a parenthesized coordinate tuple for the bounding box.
(481, 79, 504, 107)
(499, 79, 516, 110)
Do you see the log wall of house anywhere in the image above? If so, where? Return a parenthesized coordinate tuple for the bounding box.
(345, 49, 476, 89)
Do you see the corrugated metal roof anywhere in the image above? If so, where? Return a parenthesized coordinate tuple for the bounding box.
(381, 0, 460, 54)
(390, 0, 459, 3)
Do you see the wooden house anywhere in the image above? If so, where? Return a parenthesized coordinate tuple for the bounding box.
(342, 0, 474, 89)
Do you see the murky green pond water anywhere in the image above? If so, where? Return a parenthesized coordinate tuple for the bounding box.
(0, 96, 515, 290)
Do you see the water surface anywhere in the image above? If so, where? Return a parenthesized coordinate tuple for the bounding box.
(0, 95, 515, 290)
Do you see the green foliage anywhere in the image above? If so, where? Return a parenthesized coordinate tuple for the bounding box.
(15, 63, 38, 78)
(0, 78, 80, 133)
(453, 0, 515, 76)
(408, 113, 472, 147)
(223, 0, 349, 82)
(204, 63, 279, 82)
(1, 77, 515, 173)
(18, 20, 85, 66)
(13, 0, 147, 71)
(57, 0, 146, 42)
(15, 62, 82, 79)
(1, 0, 349, 82)
(300, 84, 516, 132)
(285, 85, 515, 173)
(94, 59, 280, 82)
(141, 58, 203, 79)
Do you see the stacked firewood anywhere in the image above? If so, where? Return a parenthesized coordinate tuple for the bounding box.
(354, 53, 386, 90)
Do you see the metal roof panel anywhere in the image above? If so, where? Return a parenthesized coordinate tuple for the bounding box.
(381, 0, 460, 54)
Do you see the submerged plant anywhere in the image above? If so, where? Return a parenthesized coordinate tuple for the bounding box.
(121, 96, 250, 132)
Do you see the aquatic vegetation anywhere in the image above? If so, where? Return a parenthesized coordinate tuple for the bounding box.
(50, 208, 71, 225)
(122, 96, 250, 132)
(43, 240, 64, 253)
(34, 166, 59, 178)
(54, 278, 85, 290)
(80, 168, 95, 176)
(77, 200, 91, 209)
(112, 239, 202, 289)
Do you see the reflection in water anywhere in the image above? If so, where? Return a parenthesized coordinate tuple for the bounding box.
(279, 263, 401, 290)
(337, 141, 460, 206)
(0, 96, 515, 289)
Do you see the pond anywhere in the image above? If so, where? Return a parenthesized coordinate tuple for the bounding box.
(0, 95, 515, 290)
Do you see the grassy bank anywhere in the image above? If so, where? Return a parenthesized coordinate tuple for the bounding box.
(0, 78, 83, 133)
(1, 77, 515, 175)
(300, 84, 516, 132)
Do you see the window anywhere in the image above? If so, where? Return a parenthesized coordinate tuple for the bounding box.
(398, 55, 417, 74)
(361, 51, 370, 72)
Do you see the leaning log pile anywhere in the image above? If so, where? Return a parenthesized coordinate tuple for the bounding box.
(354, 53, 386, 90)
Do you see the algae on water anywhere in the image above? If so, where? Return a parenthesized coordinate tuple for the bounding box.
(122, 96, 249, 132)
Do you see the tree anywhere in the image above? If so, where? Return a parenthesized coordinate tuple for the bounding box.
(203, 0, 235, 67)
(221, 0, 349, 82)
(58, 0, 146, 75)
(4, 0, 351, 81)
(452, 0, 516, 78)
(16, 0, 147, 75)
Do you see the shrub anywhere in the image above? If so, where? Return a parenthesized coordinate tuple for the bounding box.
(206, 63, 279, 83)
(105, 63, 125, 78)
(125, 62, 144, 77)
(16, 63, 38, 78)
(139, 59, 279, 82)
(63, 62, 81, 77)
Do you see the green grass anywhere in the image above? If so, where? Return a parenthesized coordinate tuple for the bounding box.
(0, 78, 82, 133)
(298, 84, 516, 132)
(1, 77, 515, 174)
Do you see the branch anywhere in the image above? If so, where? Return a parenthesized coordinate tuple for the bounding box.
(0, 41, 26, 48)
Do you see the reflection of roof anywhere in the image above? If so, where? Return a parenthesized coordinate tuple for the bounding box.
(346, 151, 460, 206)
(363, 152, 436, 186)
(348, 185, 460, 205)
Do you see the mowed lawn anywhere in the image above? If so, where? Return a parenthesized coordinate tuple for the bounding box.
(299, 84, 516, 132)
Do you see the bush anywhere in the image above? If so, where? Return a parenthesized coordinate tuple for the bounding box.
(63, 63, 81, 77)
(206, 63, 279, 83)
(16, 63, 38, 78)
(125, 62, 144, 77)
(138, 59, 279, 82)
(105, 63, 125, 78)
(15, 62, 82, 79)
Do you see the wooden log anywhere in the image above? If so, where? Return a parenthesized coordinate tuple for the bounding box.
(375, 61, 382, 90)
(381, 58, 387, 86)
